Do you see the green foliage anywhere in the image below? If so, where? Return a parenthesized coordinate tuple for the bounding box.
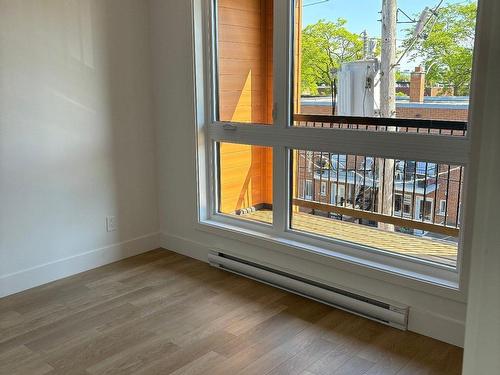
(301, 19, 364, 95)
(395, 70, 410, 82)
(404, 1, 477, 96)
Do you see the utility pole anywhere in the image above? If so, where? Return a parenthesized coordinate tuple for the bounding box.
(380, 0, 397, 118)
(378, 0, 397, 230)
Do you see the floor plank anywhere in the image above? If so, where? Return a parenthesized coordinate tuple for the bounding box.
(0, 249, 463, 374)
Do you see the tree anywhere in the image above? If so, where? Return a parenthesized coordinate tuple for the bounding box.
(301, 19, 364, 103)
(404, 1, 477, 96)
(395, 70, 410, 82)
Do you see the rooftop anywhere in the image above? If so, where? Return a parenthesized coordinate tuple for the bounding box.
(301, 96, 470, 110)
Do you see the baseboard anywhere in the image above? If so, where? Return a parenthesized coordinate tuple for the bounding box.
(408, 307, 465, 347)
(160, 231, 208, 262)
(160, 231, 465, 347)
(0, 232, 160, 298)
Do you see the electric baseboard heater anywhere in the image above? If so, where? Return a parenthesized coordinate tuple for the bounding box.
(208, 251, 408, 330)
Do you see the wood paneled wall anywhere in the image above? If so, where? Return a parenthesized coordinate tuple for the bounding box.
(219, 143, 272, 213)
(217, 0, 274, 213)
(217, 0, 273, 124)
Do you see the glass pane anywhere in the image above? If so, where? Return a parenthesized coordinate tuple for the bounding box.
(292, 0, 477, 133)
(291, 149, 463, 267)
(218, 142, 273, 224)
(216, 0, 273, 125)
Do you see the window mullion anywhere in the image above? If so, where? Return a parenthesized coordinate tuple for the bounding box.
(273, 0, 293, 129)
(271, 0, 293, 234)
(272, 146, 289, 233)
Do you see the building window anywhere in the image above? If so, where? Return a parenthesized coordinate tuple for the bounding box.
(439, 200, 447, 215)
(394, 194, 412, 216)
(320, 181, 327, 196)
(394, 194, 402, 214)
(304, 180, 313, 200)
(199, 0, 477, 282)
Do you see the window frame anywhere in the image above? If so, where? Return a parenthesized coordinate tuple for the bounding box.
(195, 0, 475, 290)
(305, 180, 314, 200)
(439, 200, 447, 216)
(320, 181, 327, 196)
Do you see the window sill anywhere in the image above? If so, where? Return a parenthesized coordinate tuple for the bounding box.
(195, 216, 465, 302)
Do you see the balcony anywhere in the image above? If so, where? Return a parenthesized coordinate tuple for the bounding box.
(219, 115, 465, 268)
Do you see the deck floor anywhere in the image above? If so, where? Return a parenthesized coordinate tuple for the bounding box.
(242, 210, 458, 266)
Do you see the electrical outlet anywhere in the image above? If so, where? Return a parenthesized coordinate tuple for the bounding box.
(106, 216, 117, 232)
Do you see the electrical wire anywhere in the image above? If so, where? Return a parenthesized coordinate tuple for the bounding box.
(303, 0, 330, 7)
(374, 0, 445, 89)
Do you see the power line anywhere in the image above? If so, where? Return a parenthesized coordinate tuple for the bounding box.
(391, 0, 445, 69)
(303, 0, 330, 7)
(374, 0, 445, 88)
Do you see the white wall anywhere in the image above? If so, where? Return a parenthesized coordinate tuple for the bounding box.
(462, 0, 500, 373)
(150, 0, 468, 347)
(0, 0, 159, 297)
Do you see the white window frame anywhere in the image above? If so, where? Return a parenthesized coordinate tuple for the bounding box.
(439, 199, 447, 216)
(394, 193, 403, 215)
(305, 180, 314, 200)
(330, 183, 345, 205)
(320, 181, 327, 196)
(416, 197, 434, 221)
(193, 0, 475, 290)
(394, 193, 414, 218)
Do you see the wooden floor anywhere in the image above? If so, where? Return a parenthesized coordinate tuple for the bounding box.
(0, 250, 462, 375)
(243, 210, 458, 266)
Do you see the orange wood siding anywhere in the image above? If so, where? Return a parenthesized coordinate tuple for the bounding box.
(219, 143, 272, 213)
(217, 0, 274, 213)
(217, 0, 273, 124)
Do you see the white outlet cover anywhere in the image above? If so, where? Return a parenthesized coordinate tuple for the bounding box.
(106, 216, 117, 232)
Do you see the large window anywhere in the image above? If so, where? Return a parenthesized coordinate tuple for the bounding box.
(201, 0, 477, 284)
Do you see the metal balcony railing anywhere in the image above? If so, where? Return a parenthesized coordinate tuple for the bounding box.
(292, 114, 465, 239)
(293, 114, 467, 136)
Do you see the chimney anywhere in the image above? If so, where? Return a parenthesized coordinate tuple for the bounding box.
(409, 66, 425, 103)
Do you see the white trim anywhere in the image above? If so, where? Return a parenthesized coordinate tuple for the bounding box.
(160, 232, 208, 262)
(409, 306, 465, 347)
(331, 183, 346, 205)
(439, 199, 447, 216)
(463, 0, 500, 365)
(320, 181, 327, 196)
(160, 231, 465, 347)
(304, 179, 313, 200)
(272, 146, 289, 234)
(415, 196, 434, 221)
(0, 233, 160, 298)
(272, 0, 293, 238)
(209, 123, 469, 166)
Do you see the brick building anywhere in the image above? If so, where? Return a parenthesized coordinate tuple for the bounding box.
(301, 66, 470, 122)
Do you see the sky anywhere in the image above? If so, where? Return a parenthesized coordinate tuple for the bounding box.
(301, 0, 471, 70)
